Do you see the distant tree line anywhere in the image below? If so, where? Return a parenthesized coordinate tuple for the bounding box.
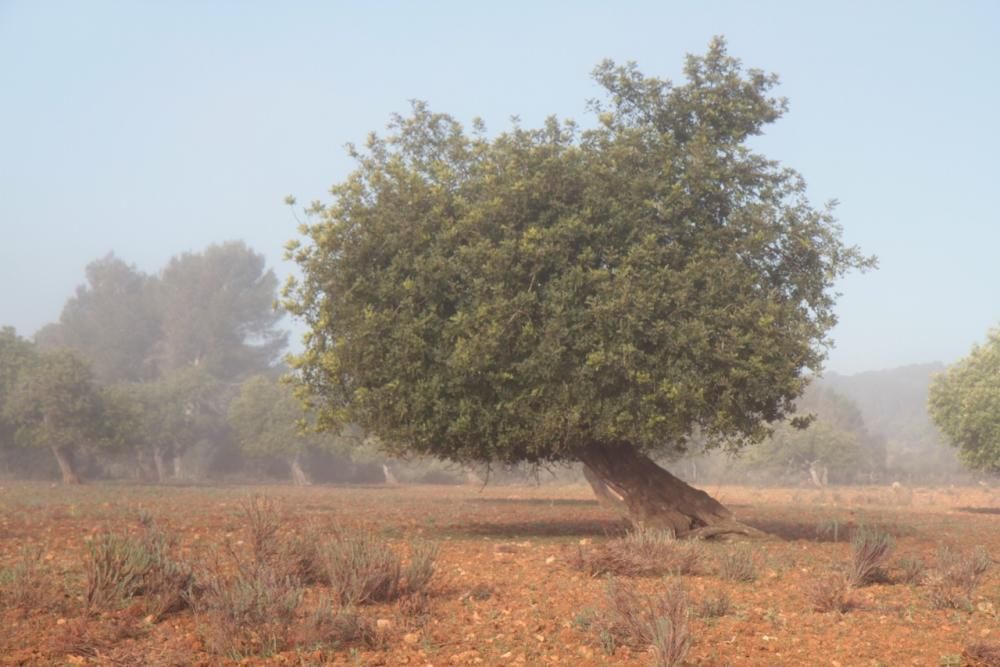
(0, 242, 457, 485)
(0, 239, 987, 486)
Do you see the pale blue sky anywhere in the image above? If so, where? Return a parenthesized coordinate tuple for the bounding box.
(1, 1, 997, 374)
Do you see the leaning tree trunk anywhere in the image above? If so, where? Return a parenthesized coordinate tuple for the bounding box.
(50, 445, 81, 485)
(582, 463, 629, 518)
(288, 452, 311, 486)
(577, 441, 761, 539)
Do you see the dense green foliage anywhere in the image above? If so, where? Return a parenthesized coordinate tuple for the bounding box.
(284, 39, 873, 466)
(3, 349, 110, 454)
(228, 375, 338, 458)
(929, 329, 1000, 472)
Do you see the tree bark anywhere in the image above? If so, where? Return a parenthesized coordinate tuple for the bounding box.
(288, 452, 311, 486)
(172, 453, 184, 480)
(582, 463, 629, 518)
(577, 440, 762, 539)
(50, 446, 81, 485)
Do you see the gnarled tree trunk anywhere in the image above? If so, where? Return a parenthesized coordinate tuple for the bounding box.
(50, 445, 81, 485)
(288, 452, 311, 486)
(577, 440, 761, 539)
(582, 463, 628, 518)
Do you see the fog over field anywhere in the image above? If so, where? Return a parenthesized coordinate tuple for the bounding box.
(3, 7, 1000, 664)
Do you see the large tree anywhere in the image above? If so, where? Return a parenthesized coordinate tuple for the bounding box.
(35, 254, 160, 383)
(155, 241, 287, 380)
(3, 349, 112, 483)
(283, 38, 873, 536)
(228, 374, 354, 485)
(112, 367, 222, 481)
(929, 328, 1000, 473)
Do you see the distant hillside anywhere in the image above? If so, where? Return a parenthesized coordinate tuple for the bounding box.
(820, 363, 965, 478)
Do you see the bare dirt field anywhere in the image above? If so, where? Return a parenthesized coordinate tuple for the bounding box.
(1, 481, 998, 666)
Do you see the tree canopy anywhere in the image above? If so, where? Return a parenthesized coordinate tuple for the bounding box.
(3, 348, 112, 483)
(284, 38, 873, 474)
(929, 328, 1000, 473)
(35, 254, 160, 383)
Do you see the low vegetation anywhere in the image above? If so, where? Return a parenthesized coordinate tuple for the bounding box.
(571, 526, 704, 577)
(594, 577, 691, 667)
(1, 484, 998, 664)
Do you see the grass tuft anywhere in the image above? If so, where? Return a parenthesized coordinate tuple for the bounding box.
(806, 572, 854, 613)
(848, 526, 893, 587)
(595, 577, 691, 666)
(719, 544, 757, 582)
(927, 545, 991, 610)
(572, 527, 704, 577)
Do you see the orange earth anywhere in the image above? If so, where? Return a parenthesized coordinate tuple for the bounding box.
(0, 481, 998, 666)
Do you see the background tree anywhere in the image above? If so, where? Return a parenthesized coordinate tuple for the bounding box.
(747, 384, 884, 485)
(0, 327, 36, 459)
(123, 367, 222, 481)
(3, 349, 110, 483)
(284, 38, 873, 536)
(228, 374, 353, 485)
(155, 241, 287, 381)
(34, 254, 159, 383)
(929, 328, 1000, 473)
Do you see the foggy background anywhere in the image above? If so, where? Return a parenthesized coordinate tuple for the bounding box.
(1, 2, 997, 485)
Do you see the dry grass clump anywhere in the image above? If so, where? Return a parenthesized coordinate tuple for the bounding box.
(963, 641, 1000, 667)
(718, 544, 757, 583)
(192, 563, 303, 658)
(322, 529, 438, 605)
(806, 572, 855, 613)
(927, 545, 991, 610)
(187, 495, 438, 657)
(0, 545, 53, 613)
(594, 577, 691, 667)
(84, 521, 193, 617)
(573, 527, 704, 577)
(43, 613, 146, 661)
(695, 590, 732, 618)
(297, 599, 377, 649)
(848, 526, 893, 587)
(894, 556, 926, 585)
(239, 494, 282, 566)
(279, 530, 328, 585)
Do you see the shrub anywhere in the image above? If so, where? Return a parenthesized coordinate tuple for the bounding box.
(573, 527, 704, 577)
(963, 641, 1000, 667)
(84, 530, 156, 611)
(806, 572, 854, 613)
(297, 598, 376, 649)
(239, 494, 282, 567)
(719, 544, 757, 583)
(192, 564, 302, 658)
(895, 556, 926, 585)
(279, 530, 328, 585)
(0, 545, 50, 612)
(927, 545, 991, 610)
(848, 526, 893, 587)
(84, 523, 194, 618)
(596, 577, 691, 666)
(322, 529, 437, 605)
(696, 590, 732, 618)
